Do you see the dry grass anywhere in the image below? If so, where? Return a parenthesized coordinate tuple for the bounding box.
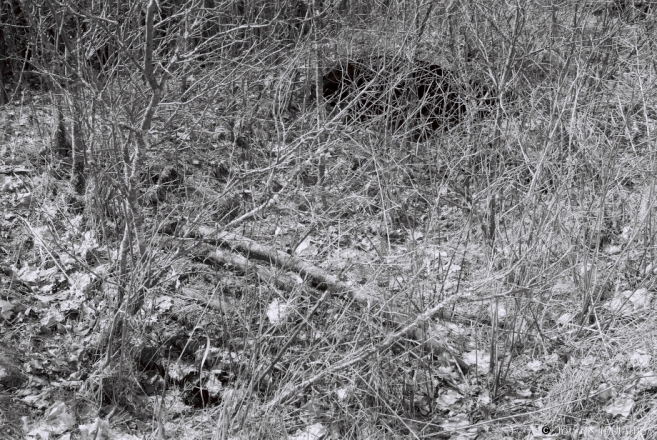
(4, 1, 657, 439)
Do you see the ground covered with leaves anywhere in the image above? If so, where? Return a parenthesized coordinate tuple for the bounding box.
(3, 2, 657, 440)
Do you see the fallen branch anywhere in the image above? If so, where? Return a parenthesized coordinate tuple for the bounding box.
(159, 229, 471, 405)
(0, 165, 31, 174)
(196, 226, 368, 302)
(264, 287, 475, 410)
(188, 241, 305, 294)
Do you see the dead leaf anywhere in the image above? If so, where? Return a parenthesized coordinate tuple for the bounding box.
(0, 299, 15, 319)
(289, 423, 327, 440)
(266, 298, 293, 325)
(604, 396, 635, 418)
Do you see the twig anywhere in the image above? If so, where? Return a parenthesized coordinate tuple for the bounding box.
(264, 288, 474, 410)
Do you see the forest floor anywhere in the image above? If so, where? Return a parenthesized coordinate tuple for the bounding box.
(3, 56, 657, 440)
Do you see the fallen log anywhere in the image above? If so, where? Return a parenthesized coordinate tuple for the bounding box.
(157, 228, 472, 405)
(195, 226, 366, 301)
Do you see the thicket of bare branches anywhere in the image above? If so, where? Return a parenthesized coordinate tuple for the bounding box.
(3, 0, 657, 438)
